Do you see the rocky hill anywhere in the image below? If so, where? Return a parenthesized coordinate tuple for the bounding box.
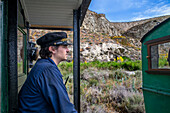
(82, 10, 170, 38)
(122, 16, 170, 39)
(30, 10, 170, 62)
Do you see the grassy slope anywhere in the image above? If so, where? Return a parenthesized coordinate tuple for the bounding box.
(58, 60, 145, 113)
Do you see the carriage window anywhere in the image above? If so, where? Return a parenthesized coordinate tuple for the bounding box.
(151, 42, 170, 69)
(145, 35, 170, 74)
(17, 30, 24, 74)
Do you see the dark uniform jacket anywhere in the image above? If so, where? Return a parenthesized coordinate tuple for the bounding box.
(168, 49, 170, 65)
(18, 58, 77, 113)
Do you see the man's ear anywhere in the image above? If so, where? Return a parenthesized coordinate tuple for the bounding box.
(49, 46, 55, 53)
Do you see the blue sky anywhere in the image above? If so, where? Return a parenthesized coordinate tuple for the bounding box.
(89, 0, 170, 22)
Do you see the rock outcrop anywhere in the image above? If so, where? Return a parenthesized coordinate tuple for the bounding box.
(82, 10, 121, 36)
(69, 42, 141, 62)
(29, 10, 170, 62)
(82, 10, 170, 39)
(123, 17, 169, 39)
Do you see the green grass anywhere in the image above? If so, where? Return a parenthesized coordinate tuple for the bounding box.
(58, 60, 142, 76)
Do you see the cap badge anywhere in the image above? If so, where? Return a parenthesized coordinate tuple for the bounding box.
(61, 38, 67, 42)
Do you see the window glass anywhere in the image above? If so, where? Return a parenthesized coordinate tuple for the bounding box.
(18, 1, 25, 29)
(151, 45, 159, 69)
(17, 30, 24, 74)
(151, 42, 170, 69)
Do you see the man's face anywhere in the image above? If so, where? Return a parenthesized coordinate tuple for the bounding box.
(54, 45, 70, 62)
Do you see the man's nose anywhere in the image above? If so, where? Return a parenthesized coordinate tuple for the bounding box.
(66, 48, 70, 53)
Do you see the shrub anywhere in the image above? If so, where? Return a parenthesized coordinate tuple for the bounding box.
(58, 60, 142, 76)
(159, 57, 169, 68)
(122, 61, 142, 71)
(89, 78, 99, 86)
(64, 66, 144, 112)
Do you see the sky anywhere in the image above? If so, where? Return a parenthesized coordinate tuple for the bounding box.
(88, 0, 170, 22)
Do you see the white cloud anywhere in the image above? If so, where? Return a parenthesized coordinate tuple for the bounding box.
(131, 0, 148, 8)
(131, 2, 170, 21)
(89, 0, 170, 22)
(131, 16, 153, 21)
(144, 4, 170, 15)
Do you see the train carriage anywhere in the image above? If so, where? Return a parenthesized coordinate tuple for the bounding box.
(1, 0, 170, 113)
(0, 0, 91, 112)
(141, 18, 170, 113)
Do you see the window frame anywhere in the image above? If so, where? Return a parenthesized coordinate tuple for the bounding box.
(144, 35, 170, 75)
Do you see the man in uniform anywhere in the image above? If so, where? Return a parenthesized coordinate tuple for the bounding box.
(18, 32, 77, 113)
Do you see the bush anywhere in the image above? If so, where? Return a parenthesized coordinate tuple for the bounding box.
(122, 61, 142, 71)
(89, 79, 99, 86)
(63, 66, 144, 113)
(58, 60, 142, 76)
(159, 58, 169, 68)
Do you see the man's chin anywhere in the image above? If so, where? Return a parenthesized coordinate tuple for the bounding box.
(61, 58, 67, 62)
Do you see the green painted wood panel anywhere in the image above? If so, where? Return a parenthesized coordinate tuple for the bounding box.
(1, 0, 8, 112)
(0, 1, 2, 112)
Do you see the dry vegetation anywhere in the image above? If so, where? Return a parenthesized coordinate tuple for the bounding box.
(58, 60, 145, 113)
